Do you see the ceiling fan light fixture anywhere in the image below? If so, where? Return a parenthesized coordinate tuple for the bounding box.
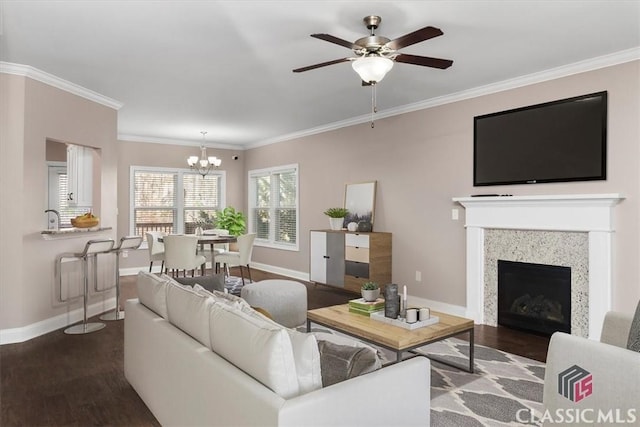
(352, 56, 394, 83)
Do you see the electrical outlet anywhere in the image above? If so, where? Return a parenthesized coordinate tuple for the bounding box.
(122, 250, 128, 258)
(415, 271, 422, 282)
(451, 208, 459, 220)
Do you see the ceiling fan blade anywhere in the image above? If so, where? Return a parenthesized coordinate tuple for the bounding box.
(385, 26, 443, 50)
(394, 53, 453, 69)
(292, 57, 351, 73)
(311, 33, 361, 50)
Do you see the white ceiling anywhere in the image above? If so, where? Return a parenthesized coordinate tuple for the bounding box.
(1, 1, 639, 149)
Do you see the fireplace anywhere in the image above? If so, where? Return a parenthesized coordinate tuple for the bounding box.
(497, 260, 571, 335)
(453, 193, 623, 340)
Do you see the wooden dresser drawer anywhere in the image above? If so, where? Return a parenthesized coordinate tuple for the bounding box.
(345, 233, 369, 248)
(345, 246, 369, 263)
(345, 260, 369, 278)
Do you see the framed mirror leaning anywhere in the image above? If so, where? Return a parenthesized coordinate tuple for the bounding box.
(343, 181, 376, 230)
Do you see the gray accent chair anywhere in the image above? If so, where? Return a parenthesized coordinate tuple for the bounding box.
(543, 309, 640, 426)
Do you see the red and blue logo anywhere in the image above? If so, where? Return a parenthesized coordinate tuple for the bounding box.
(558, 365, 593, 402)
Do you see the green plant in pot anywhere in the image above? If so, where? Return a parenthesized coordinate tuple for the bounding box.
(323, 207, 348, 231)
(361, 281, 380, 302)
(216, 207, 247, 236)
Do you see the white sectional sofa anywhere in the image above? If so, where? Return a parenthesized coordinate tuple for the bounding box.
(124, 272, 431, 426)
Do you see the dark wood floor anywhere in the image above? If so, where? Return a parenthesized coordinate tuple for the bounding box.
(0, 268, 549, 426)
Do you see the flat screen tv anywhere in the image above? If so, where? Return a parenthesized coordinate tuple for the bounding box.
(473, 91, 607, 186)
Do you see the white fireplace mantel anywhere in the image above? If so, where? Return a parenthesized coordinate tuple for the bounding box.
(453, 193, 624, 339)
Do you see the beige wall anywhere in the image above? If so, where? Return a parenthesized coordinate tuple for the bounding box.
(245, 61, 640, 313)
(0, 73, 118, 330)
(116, 141, 245, 270)
(2, 60, 638, 338)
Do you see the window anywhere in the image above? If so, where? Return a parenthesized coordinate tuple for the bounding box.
(47, 163, 88, 227)
(248, 164, 298, 250)
(130, 166, 225, 237)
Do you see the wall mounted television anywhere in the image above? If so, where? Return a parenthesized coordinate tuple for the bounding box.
(473, 91, 607, 186)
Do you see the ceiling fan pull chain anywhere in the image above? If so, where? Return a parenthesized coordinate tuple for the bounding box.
(371, 83, 375, 128)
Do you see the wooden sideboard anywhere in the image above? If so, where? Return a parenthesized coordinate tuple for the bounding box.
(309, 230, 392, 294)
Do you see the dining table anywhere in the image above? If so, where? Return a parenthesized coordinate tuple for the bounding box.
(159, 233, 237, 276)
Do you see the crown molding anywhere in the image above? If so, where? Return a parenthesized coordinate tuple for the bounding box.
(246, 47, 640, 149)
(0, 62, 123, 110)
(118, 134, 241, 151)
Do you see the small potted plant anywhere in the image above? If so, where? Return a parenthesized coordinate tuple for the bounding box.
(323, 207, 348, 230)
(361, 281, 380, 302)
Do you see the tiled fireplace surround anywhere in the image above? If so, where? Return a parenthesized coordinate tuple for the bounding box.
(454, 194, 624, 340)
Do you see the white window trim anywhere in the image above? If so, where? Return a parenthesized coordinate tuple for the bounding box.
(129, 165, 226, 238)
(248, 163, 299, 252)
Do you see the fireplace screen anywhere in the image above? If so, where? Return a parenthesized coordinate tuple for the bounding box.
(497, 260, 571, 335)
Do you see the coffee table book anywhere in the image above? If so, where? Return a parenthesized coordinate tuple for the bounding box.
(348, 305, 383, 317)
(348, 298, 385, 311)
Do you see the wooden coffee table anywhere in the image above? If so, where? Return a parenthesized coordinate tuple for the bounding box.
(307, 304, 475, 372)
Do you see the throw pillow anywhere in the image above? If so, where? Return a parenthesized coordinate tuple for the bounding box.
(317, 340, 382, 387)
(627, 300, 640, 352)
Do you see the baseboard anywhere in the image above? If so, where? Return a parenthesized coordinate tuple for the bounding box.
(0, 297, 116, 345)
(249, 262, 310, 282)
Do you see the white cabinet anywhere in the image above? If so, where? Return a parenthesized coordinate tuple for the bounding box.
(309, 231, 345, 288)
(66, 144, 93, 207)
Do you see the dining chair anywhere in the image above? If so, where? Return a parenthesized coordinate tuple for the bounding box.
(145, 231, 166, 273)
(201, 228, 231, 273)
(216, 233, 256, 285)
(163, 234, 207, 278)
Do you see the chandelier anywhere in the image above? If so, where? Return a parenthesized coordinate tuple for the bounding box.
(187, 131, 221, 177)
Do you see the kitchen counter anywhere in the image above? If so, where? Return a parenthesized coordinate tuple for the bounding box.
(41, 227, 113, 240)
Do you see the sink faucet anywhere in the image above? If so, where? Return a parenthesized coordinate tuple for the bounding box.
(45, 209, 60, 230)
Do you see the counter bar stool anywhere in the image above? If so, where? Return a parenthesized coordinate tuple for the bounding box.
(56, 239, 115, 334)
(100, 236, 143, 321)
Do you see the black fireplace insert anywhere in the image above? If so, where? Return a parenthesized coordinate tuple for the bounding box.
(497, 260, 571, 336)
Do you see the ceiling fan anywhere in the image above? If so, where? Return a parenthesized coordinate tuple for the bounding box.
(293, 15, 453, 85)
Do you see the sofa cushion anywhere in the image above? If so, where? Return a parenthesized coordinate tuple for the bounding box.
(209, 303, 300, 399)
(174, 273, 226, 293)
(166, 281, 214, 349)
(240, 306, 322, 394)
(193, 285, 250, 310)
(628, 300, 640, 352)
(136, 271, 171, 318)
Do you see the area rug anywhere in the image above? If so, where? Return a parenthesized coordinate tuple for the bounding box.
(307, 325, 544, 427)
(224, 275, 251, 295)
(417, 338, 545, 426)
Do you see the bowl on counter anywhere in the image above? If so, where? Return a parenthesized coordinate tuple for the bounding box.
(71, 217, 99, 228)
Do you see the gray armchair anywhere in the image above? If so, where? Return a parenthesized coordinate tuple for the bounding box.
(543, 309, 640, 426)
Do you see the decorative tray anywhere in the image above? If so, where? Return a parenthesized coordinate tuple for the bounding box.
(370, 311, 439, 330)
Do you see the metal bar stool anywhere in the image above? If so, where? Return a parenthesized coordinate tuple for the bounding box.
(56, 239, 115, 335)
(100, 236, 143, 321)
